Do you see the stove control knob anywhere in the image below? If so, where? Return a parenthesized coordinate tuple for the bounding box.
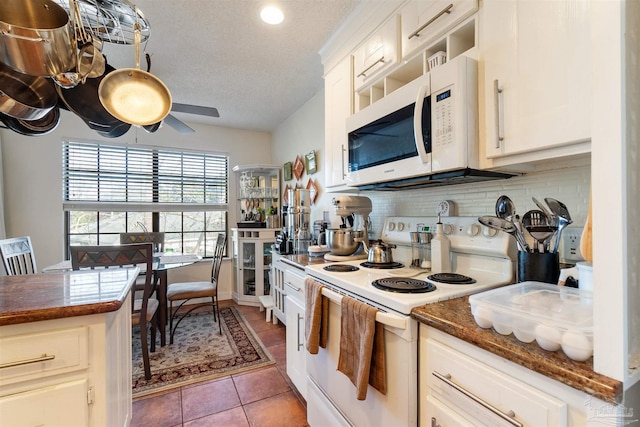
(388, 222, 396, 231)
(466, 224, 480, 236)
(397, 222, 405, 231)
(482, 226, 498, 238)
(442, 223, 453, 234)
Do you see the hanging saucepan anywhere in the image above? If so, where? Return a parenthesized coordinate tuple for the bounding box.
(0, 61, 58, 120)
(0, 105, 60, 136)
(0, 0, 75, 76)
(56, 60, 131, 136)
(98, 21, 172, 126)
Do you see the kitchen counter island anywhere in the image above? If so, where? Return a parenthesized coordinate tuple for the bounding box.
(411, 295, 622, 405)
(0, 269, 136, 426)
(0, 268, 138, 326)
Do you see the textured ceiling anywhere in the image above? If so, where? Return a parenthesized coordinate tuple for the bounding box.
(101, 0, 361, 132)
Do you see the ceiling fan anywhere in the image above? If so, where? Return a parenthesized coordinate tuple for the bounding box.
(161, 103, 220, 135)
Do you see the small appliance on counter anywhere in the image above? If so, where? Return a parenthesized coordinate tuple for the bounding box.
(324, 195, 372, 261)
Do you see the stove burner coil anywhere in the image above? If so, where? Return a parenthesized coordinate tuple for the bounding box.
(427, 273, 476, 284)
(360, 261, 404, 269)
(323, 264, 359, 272)
(372, 277, 437, 293)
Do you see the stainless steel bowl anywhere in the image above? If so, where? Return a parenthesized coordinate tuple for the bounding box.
(326, 228, 363, 256)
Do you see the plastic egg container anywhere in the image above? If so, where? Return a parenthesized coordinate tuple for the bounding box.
(469, 282, 593, 361)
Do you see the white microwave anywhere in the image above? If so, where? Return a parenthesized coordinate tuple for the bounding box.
(344, 55, 486, 189)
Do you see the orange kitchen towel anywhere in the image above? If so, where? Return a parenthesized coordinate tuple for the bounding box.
(337, 296, 387, 400)
(305, 277, 328, 354)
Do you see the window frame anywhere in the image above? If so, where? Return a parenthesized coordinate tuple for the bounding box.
(62, 140, 229, 258)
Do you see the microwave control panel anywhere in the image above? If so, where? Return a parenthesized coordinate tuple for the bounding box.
(433, 87, 454, 147)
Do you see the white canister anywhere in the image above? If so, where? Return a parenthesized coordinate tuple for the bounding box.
(576, 262, 593, 292)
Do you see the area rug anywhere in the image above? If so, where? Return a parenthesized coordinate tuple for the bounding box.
(132, 306, 275, 398)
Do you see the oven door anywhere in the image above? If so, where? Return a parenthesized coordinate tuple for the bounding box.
(345, 73, 431, 187)
(305, 285, 418, 427)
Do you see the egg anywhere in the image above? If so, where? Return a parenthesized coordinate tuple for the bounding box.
(513, 320, 536, 343)
(561, 330, 593, 361)
(534, 324, 562, 351)
(473, 306, 493, 328)
(492, 313, 512, 335)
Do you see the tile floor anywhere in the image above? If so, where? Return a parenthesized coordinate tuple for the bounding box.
(131, 301, 308, 427)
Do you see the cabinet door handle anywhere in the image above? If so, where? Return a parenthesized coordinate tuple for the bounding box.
(0, 353, 56, 369)
(297, 313, 304, 351)
(356, 56, 385, 78)
(493, 79, 505, 148)
(408, 4, 453, 40)
(341, 144, 347, 179)
(433, 371, 523, 427)
(431, 417, 441, 427)
(285, 282, 302, 292)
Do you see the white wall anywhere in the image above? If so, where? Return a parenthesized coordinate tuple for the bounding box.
(0, 110, 272, 299)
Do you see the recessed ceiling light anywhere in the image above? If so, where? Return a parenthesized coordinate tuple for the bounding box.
(260, 5, 284, 25)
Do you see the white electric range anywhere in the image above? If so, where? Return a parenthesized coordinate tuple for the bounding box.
(304, 216, 517, 427)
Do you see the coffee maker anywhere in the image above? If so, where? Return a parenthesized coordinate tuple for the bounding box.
(275, 189, 312, 254)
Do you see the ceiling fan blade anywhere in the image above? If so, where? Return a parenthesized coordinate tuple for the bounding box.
(163, 114, 195, 134)
(171, 103, 219, 118)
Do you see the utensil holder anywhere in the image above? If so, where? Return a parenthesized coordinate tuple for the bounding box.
(517, 251, 560, 284)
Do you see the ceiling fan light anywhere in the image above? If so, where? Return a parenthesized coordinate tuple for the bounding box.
(260, 5, 284, 25)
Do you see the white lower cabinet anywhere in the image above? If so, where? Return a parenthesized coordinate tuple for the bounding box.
(420, 324, 613, 427)
(284, 264, 306, 399)
(0, 296, 132, 427)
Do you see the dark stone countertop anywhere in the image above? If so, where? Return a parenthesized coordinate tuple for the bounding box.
(411, 296, 622, 405)
(0, 269, 138, 326)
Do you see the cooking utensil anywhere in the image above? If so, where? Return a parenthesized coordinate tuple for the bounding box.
(56, 61, 131, 135)
(0, 0, 75, 76)
(357, 238, 396, 264)
(545, 197, 573, 253)
(98, 20, 172, 126)
(479, 216, 530, 252)
(495, 195, 530, 252)
(0, 61, 58, 121)
(532, 196, 555, 220)
(0, 105, 60, 136)
(325, 228, 363, 256)
(522, 210, 556, 252)
(581, 189, 592, 263)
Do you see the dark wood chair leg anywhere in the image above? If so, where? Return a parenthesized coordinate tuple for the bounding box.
(140, 322, 151, 380)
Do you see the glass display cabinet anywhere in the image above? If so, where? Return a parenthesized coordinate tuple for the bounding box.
(232, 228, 279, 306)
(232, 164, 280, 229)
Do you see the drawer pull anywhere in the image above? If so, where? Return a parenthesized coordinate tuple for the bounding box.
(285, 282, 302, 292)
(357, 57, 385, 78)
(408, 4, 453, 40)
(297, 313, 304, 351)
(433, 371, 523, 427)
(0, 353, 56, 369)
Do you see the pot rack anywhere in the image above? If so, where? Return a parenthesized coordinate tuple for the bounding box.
(51, 0, 150, 45)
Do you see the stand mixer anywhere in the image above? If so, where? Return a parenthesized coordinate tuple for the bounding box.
(324, 195, 372, 261)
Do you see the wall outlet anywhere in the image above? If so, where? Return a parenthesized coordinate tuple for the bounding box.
(559, 227, 584, 264)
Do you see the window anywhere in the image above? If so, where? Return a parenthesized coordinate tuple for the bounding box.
(63, 141, 228, 257)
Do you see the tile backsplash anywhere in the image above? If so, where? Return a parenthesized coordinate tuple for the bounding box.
(365, 164, 590, 237)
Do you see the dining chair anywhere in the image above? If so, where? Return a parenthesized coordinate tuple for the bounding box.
(70, 243, 158, 380)
(120, 231, 165, 296)
(0, 236, 37, 275)
(119, 232, 165, 253)
(167, 233, 226, 343)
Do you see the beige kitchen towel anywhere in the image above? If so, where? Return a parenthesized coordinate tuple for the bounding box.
(337, 296, 387, 400)
(305, 277, 328, 354)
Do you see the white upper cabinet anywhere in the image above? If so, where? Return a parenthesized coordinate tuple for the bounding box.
(353, 15, 400, 91)
(480, 0, 591, 165)
(324, 56, 352, 189)
(401, 0, 478, 59)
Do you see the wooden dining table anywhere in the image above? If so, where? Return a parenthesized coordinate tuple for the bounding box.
(43, 253, 201, 346)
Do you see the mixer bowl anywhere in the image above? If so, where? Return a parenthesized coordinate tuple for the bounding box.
(326, 228, 363, 256)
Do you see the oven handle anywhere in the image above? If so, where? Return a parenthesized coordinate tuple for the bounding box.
(320, 287, 407, 330)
